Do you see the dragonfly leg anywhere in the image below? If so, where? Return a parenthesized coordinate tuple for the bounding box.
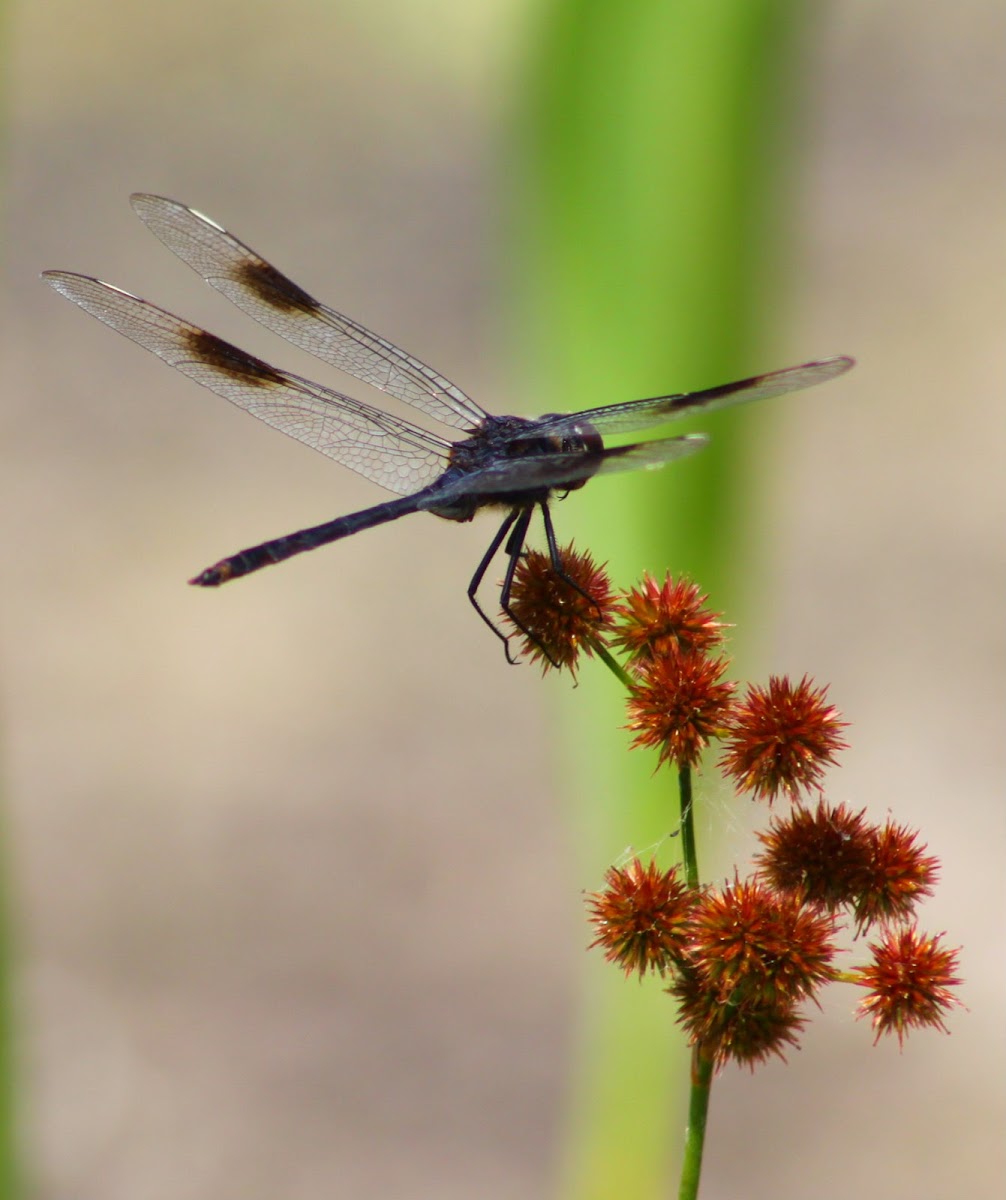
(467, 509, 521, 660)
(540, 503, 602, 615)
(497, 505, 563, 669)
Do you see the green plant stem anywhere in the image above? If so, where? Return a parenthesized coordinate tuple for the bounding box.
(589, 640, 636, 689)
(588, 643, 702, 894)
(676, 765, 709, 1199)
(677, 767, 699, 890)
(678, 1050, 715, 1200)
(587, 653, 710, 1196)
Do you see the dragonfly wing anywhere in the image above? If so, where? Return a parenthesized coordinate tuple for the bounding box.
(433, 433, 708, 500)
(129, 194, 489, 433)
(43, 271, 451, 497)
(589, 433, 710, 475)
(529, 357, 854, 439)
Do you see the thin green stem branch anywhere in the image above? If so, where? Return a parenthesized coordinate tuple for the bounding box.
(676, 767, 710, 1198)
(589, 640, 636, 689)
(677, 766, 699, 890)
(678, 1050, 715, 1200)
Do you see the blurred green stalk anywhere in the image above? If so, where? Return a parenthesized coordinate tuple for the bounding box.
(508, 3, 814, 1196)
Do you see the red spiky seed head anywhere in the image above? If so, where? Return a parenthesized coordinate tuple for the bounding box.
(672, 965, 808, 1070)
(853, 926, 963, 1046)
(505, 543, 615, 675)
(585, 858, 695, 978)
(613, 574, 728, 665)
(755, 801, 875, 911)
(851, 821, 940, 932)
(685, 875, 839, 1008)
(625, 647, 735, 769)
(719, 675, 848, 803)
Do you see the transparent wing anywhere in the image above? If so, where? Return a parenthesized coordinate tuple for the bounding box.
(529, 357, 854, 439)
(43, 271, 452, 497)
(431, 433, 708, 501)
(129, 194, 489, 433)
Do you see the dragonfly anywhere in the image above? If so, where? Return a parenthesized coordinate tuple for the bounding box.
(44, 195, 854, 660)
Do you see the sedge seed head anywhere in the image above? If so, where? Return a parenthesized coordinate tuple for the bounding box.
(585, 857, 695, 978)
(755, 800, 874, 910)
(719, 675, 848, 803)
(506, 543, 615, 675)
(625, 647, 735, 769)
(853, 926, 963, 1045)
(613, 574, 728, 665)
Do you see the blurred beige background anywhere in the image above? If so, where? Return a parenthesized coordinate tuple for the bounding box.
(2, 2, 1003, 1198)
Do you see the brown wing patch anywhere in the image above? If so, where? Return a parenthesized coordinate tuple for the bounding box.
(182, 328, 287, 388)
(234, 257, 321, 315)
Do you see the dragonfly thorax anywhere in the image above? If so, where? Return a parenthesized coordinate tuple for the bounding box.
(432, 413, 605, 521)
(448, 413, 602, 477)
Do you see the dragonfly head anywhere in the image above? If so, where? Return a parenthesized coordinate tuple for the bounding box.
(523, 418, 604, 491)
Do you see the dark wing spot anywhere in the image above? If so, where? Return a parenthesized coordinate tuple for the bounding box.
(665, 376, 762, 412)
(235, 257, 321, 315)
(182, 328, 287, 388)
